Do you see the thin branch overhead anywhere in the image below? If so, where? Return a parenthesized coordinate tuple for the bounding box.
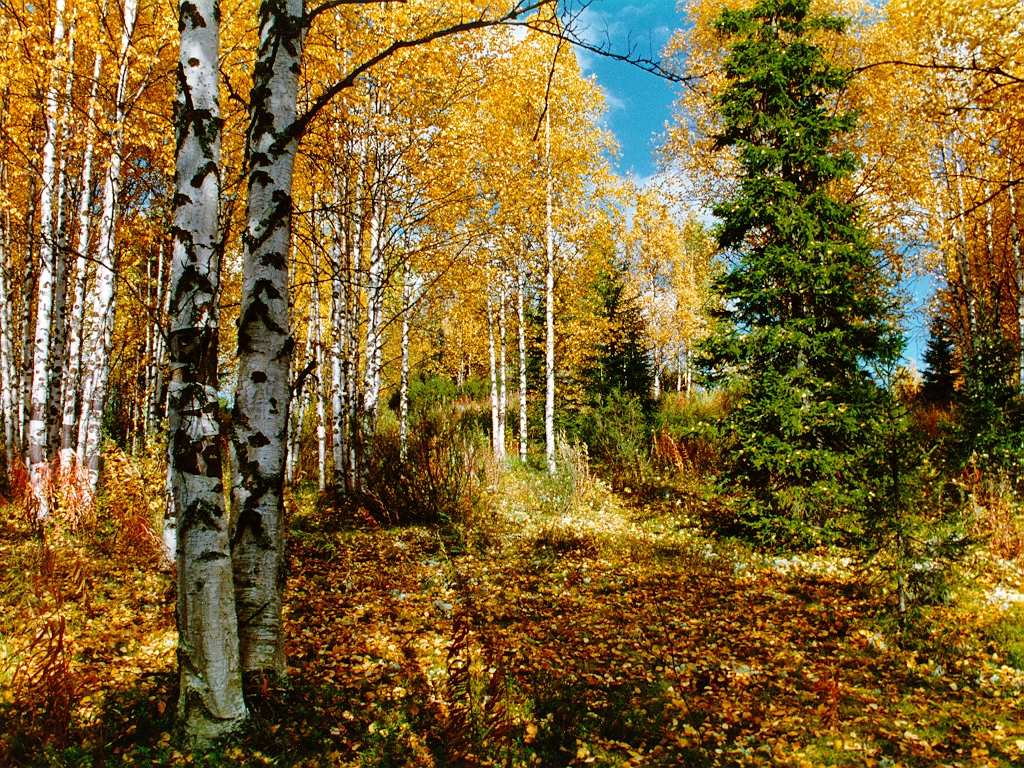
(292, 0, 687, 141)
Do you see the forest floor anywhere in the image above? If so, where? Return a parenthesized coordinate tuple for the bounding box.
(1, 467, 1024, 767)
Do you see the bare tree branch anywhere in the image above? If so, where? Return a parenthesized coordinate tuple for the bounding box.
(304, 0, 406, 27)
(855, 58, 1024, 86)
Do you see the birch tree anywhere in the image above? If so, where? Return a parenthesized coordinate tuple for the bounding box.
(79, 0, 139, 492)
(230, 0, 305, 676)
(169, 0, 247, 741)
(60, 36, 104, 470)
(27, 0, 69, 519)
(543, 105, 556, 475)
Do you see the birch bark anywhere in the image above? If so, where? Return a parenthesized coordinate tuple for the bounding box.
(329, 194, 348, 487)
(230, 0, 305, 675)
(1010, 179, 1023, 389)
(47, 27, 76, 456)
(20, 181, 37, 456)
(81, 0, 139, 491)
(544, 107, 556, 475)
(346, 191, 362, 491)
(0, 98, 12, 468)
(312, 246, 327, 492)
(145, 244, 170, 432)
(517, 260, 527, 463)
(399, 263, 412, 461)
(0, 220, 13, 471)
(362, 190, 385, 432)
(60, 43, 103, 469)
(28, 0, 69, 518)
(497, 280, 508, 461)
(170, 0, 247, 740)
(285, 306, 313, 484)
(487, 292, 500, 459)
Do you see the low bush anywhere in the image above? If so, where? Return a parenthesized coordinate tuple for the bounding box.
(574, 389, 650, 484)
(95, 442, 166, 565)
(362, 407, 487, 526)
(983, 603, 1024, 670)
(963, 471, 1024, 562)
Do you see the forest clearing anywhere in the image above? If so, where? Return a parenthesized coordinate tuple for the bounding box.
(2, 450, 1024, 766)
(1, 0, 1023, 764)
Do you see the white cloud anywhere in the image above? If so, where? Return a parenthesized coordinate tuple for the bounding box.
(597, 83, 626, 112)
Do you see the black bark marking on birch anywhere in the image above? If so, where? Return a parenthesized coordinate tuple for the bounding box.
(251, 370, 267, 383)
(275, 335, 294, 362)
(237, 284, 286, 351)
(178, 2, 207, 32)
(171, 428, 221, 477)
(247, 432, 270, 448)
(191, 160, 218, 189)
(233, 505, 272, 548)
(249, 168, 273, 188)
(243, 197, 291, 261)
(174, 70, 220, 157)
(169, 328, 219, 384)
(172, 266, 217, 305)
(198, 550, 228, 562)
(236, 599, 274, 628)
(180, 499, 224, 534)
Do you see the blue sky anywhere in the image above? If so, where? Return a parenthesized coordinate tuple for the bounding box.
(572, 0, 932, 367)
(571, 1, 682, 182)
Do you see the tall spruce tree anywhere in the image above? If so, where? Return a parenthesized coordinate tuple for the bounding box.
(700, 0, 902, 545)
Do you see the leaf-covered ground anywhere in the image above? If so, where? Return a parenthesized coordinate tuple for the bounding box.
(1, 470, 1023, 767)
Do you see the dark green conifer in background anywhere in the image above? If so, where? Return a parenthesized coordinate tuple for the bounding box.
(920, 312, 957, 406)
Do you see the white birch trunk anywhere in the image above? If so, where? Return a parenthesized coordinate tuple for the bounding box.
(20, 188, 36, 458)
(544, 108, 556, 476)
(170, 0, 247, 740)
(362, 198, 384, 428)
(47, 27, 76, 457)
(230, 0, 305, 676)
(0, 100, 12, 467)
(399, 264, 412, 461)
(497, 280, 508, 461)
(28, 0, 69, 519)
(145, 243, 169, 432)
(312, 252, 327, 493)
(47, 219, 68, 457)
(285, 312, 313, 485)
(487, 292, 500, 459)
(81, 0, 138, 492)
(1010, 180, 1023, 389)
(346, 200, 362, 491)
(517, 260, 527, 464)
(142, 252, 156, 439)
(329, 203, 348, 489)
(60, 43, 103, 470)
(0, 221, 14, 471)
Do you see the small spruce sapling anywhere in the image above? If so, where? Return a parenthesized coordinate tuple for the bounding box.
(863, 368, 973, 638)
